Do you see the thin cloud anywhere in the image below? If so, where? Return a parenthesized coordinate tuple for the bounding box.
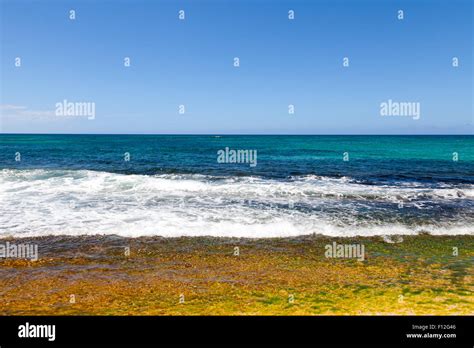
(0, 104, 27, 110)
(0, 104, 55, 119)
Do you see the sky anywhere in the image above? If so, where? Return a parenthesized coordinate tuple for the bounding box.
(0, 0, 472, 134)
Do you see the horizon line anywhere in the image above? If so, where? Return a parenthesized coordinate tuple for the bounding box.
(0, 133, 473, 136)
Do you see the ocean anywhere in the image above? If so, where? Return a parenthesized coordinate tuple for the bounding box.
(0, 134, 473, 238)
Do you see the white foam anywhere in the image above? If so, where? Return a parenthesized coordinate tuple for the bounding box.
(0, 169, 472, 238)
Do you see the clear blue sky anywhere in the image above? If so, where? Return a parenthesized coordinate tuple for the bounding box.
(0, 0, 472, 134)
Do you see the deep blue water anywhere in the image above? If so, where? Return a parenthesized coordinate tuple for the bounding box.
(1, 134, 473, 184)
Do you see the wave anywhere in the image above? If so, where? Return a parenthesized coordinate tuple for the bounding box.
(0, 169, 473, 238)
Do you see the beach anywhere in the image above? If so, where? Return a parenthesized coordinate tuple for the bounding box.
(1, 234, 472, 315)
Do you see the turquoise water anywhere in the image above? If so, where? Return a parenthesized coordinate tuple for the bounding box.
(0, 135, 473, 237)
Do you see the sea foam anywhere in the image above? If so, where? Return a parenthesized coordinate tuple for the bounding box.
(1, 169, 473, 238)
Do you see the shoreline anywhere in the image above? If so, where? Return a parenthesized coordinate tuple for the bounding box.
(0, 234, 472, 315)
